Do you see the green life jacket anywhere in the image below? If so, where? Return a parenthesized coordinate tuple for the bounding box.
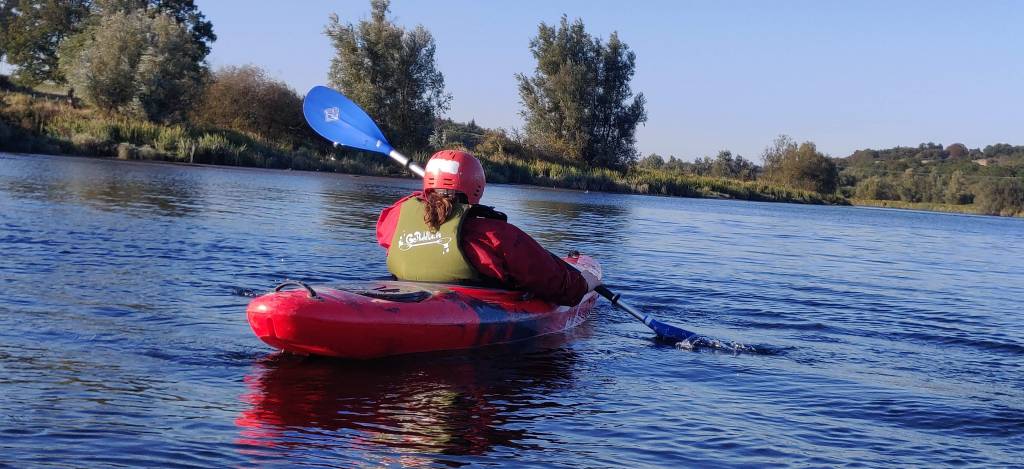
(386, 197, 492, 283)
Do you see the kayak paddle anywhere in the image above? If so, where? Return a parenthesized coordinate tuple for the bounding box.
(303, 85, 425, 177)
(595, 286, 699, 342)
(302, 86, 700, 344)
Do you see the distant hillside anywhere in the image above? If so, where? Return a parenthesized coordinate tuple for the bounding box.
(836, 143, 1024, 216)
(840, 142, 1024, 173)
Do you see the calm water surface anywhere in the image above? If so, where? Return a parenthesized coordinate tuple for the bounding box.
(1, 153, 1022, 467)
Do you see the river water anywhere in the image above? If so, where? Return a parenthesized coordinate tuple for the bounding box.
(1, 153, 1021, 467)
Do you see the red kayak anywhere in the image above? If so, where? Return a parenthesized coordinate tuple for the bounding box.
(246, 255, 601, 359)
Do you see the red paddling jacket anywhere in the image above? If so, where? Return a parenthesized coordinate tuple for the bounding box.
(376, 193, 589, 306)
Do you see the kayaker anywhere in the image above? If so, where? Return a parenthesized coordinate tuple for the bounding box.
(376, 150, 601, 306)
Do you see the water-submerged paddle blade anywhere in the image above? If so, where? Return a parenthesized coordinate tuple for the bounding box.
(303, 86, 394, 155)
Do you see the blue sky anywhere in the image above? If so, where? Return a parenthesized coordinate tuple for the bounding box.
(197, 1, 1023, 161)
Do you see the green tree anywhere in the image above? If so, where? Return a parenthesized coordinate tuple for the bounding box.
(60, 10, 204, 121)
(944, 170, 972, 204)
(90, 0, 215, 60)
(1, 0, 212, 86)
(638, 153, 665, 169)
(974, 178, 1024, 216)
(707, 150, 757, 180)
(325, 0, 449, 153)
(1, 0, 90, 85)
(0, 1, 14, 60)
(854, 176, 896, 200)
(517, 15, 646, 169)
(761, 134, 797, 176)
(133, 11, 206, 121)
(945, 143, 968, 159)
(692, 156, 712, 175)
(763, 135, 838, 194)
(664, 155, 687, 172)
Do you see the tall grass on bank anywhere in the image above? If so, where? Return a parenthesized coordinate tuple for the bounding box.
(2, 90, 841, 205)
(0, 91, 408, 176)
(850, 198, 1023, 217)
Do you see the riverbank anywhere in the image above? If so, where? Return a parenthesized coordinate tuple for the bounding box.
(849, 198, 1023, 218)
(1, 89, 842, 206)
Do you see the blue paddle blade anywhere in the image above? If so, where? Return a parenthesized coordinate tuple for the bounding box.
(646, 317, 699, 342)
(303, 86, 394, 155)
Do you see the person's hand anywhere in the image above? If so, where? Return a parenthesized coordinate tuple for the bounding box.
(580, 269, 602, 292)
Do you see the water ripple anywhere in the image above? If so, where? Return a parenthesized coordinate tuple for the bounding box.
(1, 154, 1022, 467)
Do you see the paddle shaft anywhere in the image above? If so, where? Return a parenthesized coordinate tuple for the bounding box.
(388, 149, 425, 177)
(595, 285, 698, 342)
(595, 286, 644, 322)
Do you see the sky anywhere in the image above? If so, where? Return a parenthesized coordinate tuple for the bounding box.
(195, 0, 1023, 162)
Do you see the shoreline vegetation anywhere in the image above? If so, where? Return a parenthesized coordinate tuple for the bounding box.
(2, 1, 1020, 217)
(0, 88, 841, 206)
(4, 86, 1023, 218)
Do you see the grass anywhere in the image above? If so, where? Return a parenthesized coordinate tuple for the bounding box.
(0, 90, 410, 176)
(2, 87, 843, 206)
(849, 198, 1024, 217)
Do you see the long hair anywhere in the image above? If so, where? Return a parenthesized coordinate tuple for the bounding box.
(423, 190, 468, 231)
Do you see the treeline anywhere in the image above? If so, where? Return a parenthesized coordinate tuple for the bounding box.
(2, 0, 649, 167)
(322, 2, 648, 170)
(838, 143, 1024, 216)
(3, 0, 831, 206)
(3, 1, 1017, 215)
(632, 135, 840, 195)
(0, 0, 386, 170)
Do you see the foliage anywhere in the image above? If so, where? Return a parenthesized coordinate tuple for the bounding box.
(59, 10, 204, 122)
(697, 150, 758, 181)
(429, 118, 485, 151)
(2, 89, 843, 208)
(838, 142, 1024, 216)
(972, 178, 1024, 216)
(638, 153, 665, 169)
(945, 143, 968, 159)
(325, 0, 449, 153)
(1, 89, 410, 173)
(517, 15, 646, 169)
(192, 65, 306, 145)
(762, 135, 839, 194)
(1, 0, 212, 86)
(1, 0, 90, 85)
(89, 0, 215, 60)
(0, 1, 13, 60)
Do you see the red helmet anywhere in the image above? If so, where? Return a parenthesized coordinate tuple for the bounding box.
(423, 150, 486, 204)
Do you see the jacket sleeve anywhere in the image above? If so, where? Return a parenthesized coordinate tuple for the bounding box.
(376, 193, 420, 250)
(462, 219, 590, 306)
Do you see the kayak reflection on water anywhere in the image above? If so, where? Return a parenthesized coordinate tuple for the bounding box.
(234, 331, 588, 462)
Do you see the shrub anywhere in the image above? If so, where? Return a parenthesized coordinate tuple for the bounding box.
(192, 65, 305, 144)
(974, 179, 1024, 216)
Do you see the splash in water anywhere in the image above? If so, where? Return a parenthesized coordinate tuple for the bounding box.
(672, 335, 776, 355)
